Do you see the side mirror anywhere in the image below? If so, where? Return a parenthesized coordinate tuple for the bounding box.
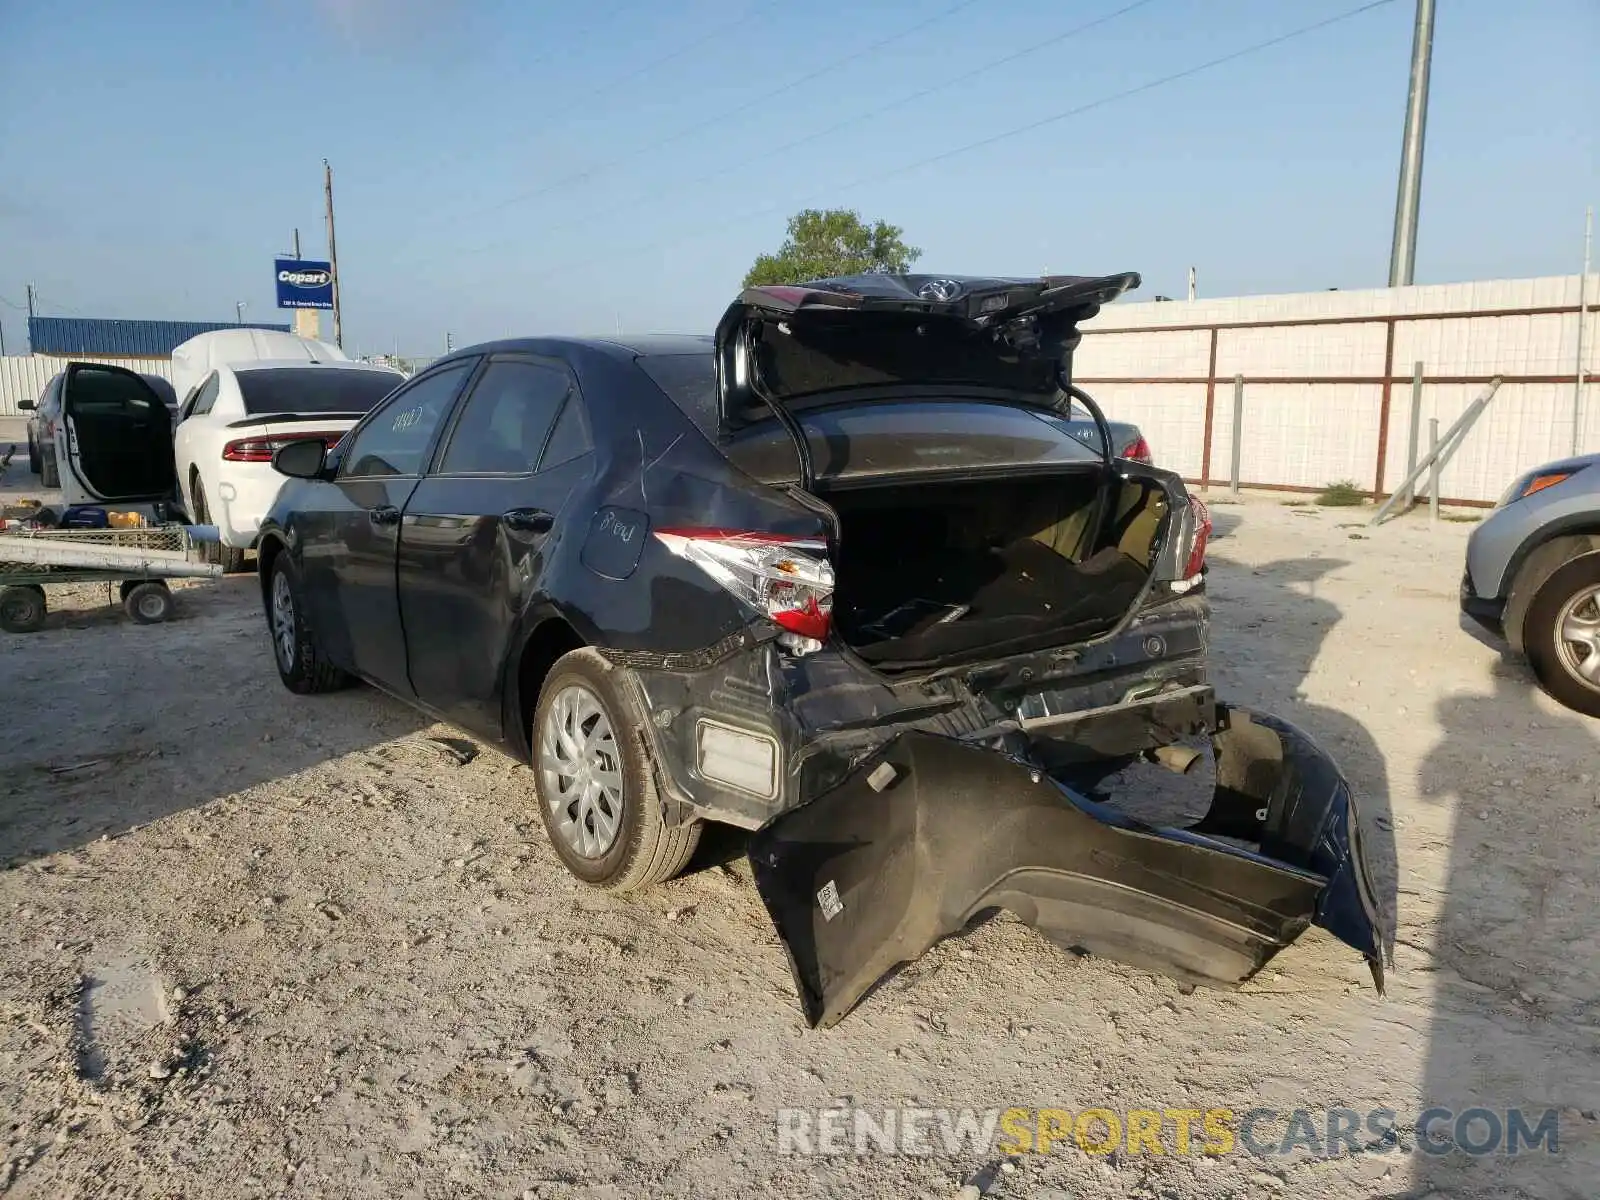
(17, 399, 34, 411)
(273, 439, 328, 480)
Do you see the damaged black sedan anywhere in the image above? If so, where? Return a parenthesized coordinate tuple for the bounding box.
(256, 272, 1387, 1026)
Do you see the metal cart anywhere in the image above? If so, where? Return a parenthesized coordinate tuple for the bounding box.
(0, 525, 223, 633)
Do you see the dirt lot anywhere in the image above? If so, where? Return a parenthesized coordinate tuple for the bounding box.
(2, 473, 1597, 1198)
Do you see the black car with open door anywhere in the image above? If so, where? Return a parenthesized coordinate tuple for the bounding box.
(255, 272, 1389, 1027)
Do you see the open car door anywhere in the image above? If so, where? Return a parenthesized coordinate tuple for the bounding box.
(56, 362, 178, 507)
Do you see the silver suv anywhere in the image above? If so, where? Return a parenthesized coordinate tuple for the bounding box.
(1461, 452, 1600, 715)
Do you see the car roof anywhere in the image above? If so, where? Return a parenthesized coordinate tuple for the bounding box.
(437, 334, 713, 364)
(227, 359, 402, 375)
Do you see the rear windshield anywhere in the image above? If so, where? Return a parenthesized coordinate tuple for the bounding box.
(636, 353, 718, 438)
(236, 367, 400, 417)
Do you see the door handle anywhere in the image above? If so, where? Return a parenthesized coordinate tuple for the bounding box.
(503, 508, 554, 535)
(368, 504, 401, 526)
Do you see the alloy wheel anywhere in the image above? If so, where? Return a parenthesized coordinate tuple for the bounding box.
(1555, 583, 1600, 690)
(538, 683, 624, 858)
(272, 572, 297, 671)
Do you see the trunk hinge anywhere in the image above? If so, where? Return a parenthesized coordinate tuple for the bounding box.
(744, 326, 816, 493)
(1061, 377, 1117, 551)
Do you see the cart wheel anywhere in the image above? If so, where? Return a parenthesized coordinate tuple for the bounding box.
(119, 580, 139, 602)
(124, 581, 173, 625)
(0, 584, 47, 634)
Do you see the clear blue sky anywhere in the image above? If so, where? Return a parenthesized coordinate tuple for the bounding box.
(1, 0, 1595, 356)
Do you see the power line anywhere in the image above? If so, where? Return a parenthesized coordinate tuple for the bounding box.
(454, 0, 1160, 259)
(403, 0, 781, 195)
(430, 0, 992, 231)
(0, 294, 25, 311)
(500, 0, 1398, 285)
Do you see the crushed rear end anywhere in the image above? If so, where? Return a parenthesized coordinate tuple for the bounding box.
(623, 272, 1389, 1024)
(748, 709, 1385, 1027)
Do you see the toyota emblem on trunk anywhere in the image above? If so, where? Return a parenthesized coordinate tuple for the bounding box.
(917, 279, 962, 302)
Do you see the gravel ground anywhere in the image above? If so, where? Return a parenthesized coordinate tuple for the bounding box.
(1, 470, 1597, 1199)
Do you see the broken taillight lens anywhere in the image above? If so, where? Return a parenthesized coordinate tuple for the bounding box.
(653, 529, 835, 654)
(1120, 435, 1153, 465)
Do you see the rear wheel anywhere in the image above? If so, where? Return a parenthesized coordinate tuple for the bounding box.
(191, 477, 248, 574)
(533, 648, 700, 891)
(40, 454, 58, 489)
(123, 581, 173, 625)
(27, 438, 39, 475)
(0, 585, 46, 633)
(269, 554, 349, 694)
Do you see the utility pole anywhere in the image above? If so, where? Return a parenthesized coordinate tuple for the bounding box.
(235, 300, 246, 325)
(1187, 266, 1197, 301)
(323, 159, 343, 348)
(1388, 0, 1435, 287)
(26, 283, 35, 319)
(1574, 206, 1593, 457)
(293, 228, 301, 259)
(445, 331, 454, 353)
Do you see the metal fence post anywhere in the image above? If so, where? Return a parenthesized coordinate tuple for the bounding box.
(1230, 374, 1244, 495)
(1428, 419, 1440, 524)
(1402, 361, 1424, 508)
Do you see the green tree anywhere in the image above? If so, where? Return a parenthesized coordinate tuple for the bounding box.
(743, 208, 921, 287)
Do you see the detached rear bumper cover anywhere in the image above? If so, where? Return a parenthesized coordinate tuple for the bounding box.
(749, 708, 1386, 1028)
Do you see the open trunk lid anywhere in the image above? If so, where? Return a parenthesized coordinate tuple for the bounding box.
(712, 272, 1140, 483)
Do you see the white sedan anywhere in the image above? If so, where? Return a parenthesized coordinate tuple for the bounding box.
(174, 359, 403, 571)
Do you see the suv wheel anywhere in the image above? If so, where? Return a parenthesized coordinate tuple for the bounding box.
(1524, 554, 1600, 717)
(269, 555, 349, 694)
(40, 453, 58, 489)
(27, 438, 39, 475)
(533, 648, 701, 891)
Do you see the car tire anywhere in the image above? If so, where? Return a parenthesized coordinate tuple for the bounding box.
(1523, 553, 1600, 718)
(27, 439, 39, 475)
(40, 455, 58, 489)
(532, 647, 701, 892)
(268, 554, 350, 694)
(192, 478, 248, 574)
(0, 584, 46, 633)
(123, 581, 173, 625)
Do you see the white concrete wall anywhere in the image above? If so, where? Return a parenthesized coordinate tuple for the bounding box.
(1077, 274, 1600, 502)
(1, 355, 174, 417)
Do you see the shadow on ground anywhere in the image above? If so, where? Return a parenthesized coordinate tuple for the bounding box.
(1411, 669, 1600, 1194)
(0, 580, 428, 866)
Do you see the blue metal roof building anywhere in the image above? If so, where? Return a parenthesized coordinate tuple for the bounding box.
(29, 317, 291, 358)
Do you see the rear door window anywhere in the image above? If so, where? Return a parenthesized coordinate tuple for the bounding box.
(436, 359, 573, 476)
(340, 363, 474, 479)
(188, 373, 221, 418)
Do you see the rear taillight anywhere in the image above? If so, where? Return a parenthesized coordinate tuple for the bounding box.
(1171, 496, 1211, 592)
(1120, 436, 1153, 465)
(654, 528, 834, 654)
(223, 432, 346, 462)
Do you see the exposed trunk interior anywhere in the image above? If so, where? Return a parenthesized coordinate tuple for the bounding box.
(828, 470, 1168, 667)
(66, 368, 176, 501)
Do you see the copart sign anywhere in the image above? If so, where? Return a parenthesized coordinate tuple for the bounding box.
(274, 258, 334, 310)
